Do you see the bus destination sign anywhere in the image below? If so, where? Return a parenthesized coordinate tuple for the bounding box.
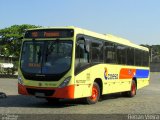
(24, 29, 74, 38)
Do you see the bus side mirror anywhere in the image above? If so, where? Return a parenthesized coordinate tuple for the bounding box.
(78, 37, 90, 53)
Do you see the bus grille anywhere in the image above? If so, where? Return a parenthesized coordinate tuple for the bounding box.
(22, 72, 66, 81)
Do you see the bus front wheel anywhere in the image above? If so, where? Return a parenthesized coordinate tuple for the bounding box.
(86, 82, 100, 104)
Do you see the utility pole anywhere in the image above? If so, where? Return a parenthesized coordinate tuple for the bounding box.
(150, 46, 152, 63)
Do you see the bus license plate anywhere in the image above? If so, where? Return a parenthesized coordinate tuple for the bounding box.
(35, 92, 45, 97)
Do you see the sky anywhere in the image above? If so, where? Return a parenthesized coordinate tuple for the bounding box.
(0, 0, 160, 45)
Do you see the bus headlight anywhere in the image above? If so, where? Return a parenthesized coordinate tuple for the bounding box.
(18, 75, 23, 85)
(58, 76, 71, 88)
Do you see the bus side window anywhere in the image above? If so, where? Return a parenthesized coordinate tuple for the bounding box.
(91, 40, 103, 63)
(117, 44, 127, 65)
(143, 51, 149, 66)
(135, 49, 142, 66)
(75, 39, 89, 69)
(104, 42, 117, 64)
(127, 48, 134, 65)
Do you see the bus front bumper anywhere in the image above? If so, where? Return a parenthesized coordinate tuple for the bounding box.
(18, 84, 74, 99)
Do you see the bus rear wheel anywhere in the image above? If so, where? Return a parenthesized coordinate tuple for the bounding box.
(128, 80, 137, 97)
(122, 80, 136, 97)
(86, 82, 100, 104)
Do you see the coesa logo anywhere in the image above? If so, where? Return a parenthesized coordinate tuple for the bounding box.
(104, 67, 108, 80)
(104, 67, 118, 80)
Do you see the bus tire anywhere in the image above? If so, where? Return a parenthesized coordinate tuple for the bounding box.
(86, 82, 100, 104)
(128, 80, 137, 97)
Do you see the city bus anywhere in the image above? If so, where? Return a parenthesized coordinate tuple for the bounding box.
(18, 26, 150, 104)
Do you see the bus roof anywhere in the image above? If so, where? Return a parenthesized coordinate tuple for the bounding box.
(27, 26, 149, 51)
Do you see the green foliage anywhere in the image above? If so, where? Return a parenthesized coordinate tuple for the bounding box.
(0, 24, 40, 58)
(141, 44, 160, 62)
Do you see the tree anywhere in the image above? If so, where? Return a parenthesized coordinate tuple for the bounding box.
(0, 24, 40, 58)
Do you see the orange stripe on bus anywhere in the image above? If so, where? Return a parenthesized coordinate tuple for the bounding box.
(119, 68, 136, 79)
(54, 85, 74, 99)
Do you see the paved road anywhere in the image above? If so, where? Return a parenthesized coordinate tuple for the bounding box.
(0, 73, 160, 115)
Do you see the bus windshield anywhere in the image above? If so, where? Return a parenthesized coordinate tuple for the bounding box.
(20, 40, 72, 75)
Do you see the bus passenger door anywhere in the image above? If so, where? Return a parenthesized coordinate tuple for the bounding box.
(74, 36, 91, 98)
